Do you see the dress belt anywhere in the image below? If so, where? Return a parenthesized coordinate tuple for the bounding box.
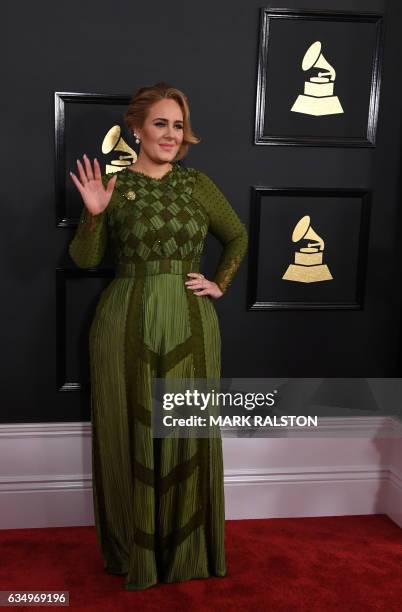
(115, 259, 201, 277)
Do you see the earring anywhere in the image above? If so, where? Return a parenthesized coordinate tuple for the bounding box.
(133, 132, 140, 144)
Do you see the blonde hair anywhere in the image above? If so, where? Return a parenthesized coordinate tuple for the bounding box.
(124, 82, 201, 161)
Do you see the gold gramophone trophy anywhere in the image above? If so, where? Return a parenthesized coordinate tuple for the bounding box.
(101, 125, 137, 174)
(282, 215, 333, 283)
(291, 41, 343, 116)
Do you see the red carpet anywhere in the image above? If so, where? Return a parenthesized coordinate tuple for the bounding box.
(0, 515, 401, 611)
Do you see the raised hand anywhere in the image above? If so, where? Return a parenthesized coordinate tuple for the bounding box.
(69, 154, 117, 215)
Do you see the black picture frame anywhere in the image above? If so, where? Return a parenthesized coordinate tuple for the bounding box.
(247, 186, 371, 310)
(254, 8, 384, 147)
(56, 267, 114, 392)
(54, 91, 133, 228)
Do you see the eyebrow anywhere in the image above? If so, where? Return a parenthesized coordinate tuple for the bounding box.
(153, 117, 183, 123)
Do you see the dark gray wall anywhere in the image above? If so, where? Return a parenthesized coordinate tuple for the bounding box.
(1, 0, 401, 423)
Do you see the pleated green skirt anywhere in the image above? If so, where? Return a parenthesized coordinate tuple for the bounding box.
(88, 262, 226, 590)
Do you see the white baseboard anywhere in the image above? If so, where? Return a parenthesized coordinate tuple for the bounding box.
(0, 417, 400, 529)
(223, 464, 400, 522)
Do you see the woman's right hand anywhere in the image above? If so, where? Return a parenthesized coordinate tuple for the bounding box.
(69, 154, 117, 215)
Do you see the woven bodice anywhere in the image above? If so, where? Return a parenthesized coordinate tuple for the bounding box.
(106, 164, 207, 264)
(69, 163, 248, 294)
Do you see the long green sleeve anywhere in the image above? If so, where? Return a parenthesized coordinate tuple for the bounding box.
(192, 170, 248, 294)
(68, 175, 109, 269)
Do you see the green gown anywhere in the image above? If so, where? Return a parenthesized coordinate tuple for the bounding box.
(68, 162, 248, 590)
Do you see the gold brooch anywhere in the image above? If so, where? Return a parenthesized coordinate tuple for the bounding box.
(125, 190, 136, 200)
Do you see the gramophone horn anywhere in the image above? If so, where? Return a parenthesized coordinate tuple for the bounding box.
(302, 41, 336, 81)
(101, 125, 136, 165)
(102, 125, 136, 156)
(291, 215, 324, 250)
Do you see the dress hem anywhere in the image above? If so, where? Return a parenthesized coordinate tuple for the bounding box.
(123, 570, 227, 591)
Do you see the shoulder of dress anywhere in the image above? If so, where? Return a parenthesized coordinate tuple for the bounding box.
(179, 166, 211, 185)
(179, 167, 211, 218)
(174, 164, 200, 189)
(178, 164, 197, 176)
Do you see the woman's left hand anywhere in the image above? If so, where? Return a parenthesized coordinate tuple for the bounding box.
(185, 272, 223, 299)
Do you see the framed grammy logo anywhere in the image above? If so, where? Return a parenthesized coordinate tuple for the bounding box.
(247, 187, 371, 310)
(254, 9, 384, 146)
(54, 92, 134, 228)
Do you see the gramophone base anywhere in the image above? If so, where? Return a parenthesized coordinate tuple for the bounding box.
(291, 95, 343, 116)
(282, 264, 333, 283)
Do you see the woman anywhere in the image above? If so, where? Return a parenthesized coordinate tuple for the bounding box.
(69, 82, 248, 591)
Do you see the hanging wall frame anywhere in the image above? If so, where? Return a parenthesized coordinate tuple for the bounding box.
(254, 8, 384, 147)
(247, 186, 372, 310)
(54, 91, 134, 228)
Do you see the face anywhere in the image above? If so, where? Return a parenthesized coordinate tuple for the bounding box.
(134, 98, 184, 163)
